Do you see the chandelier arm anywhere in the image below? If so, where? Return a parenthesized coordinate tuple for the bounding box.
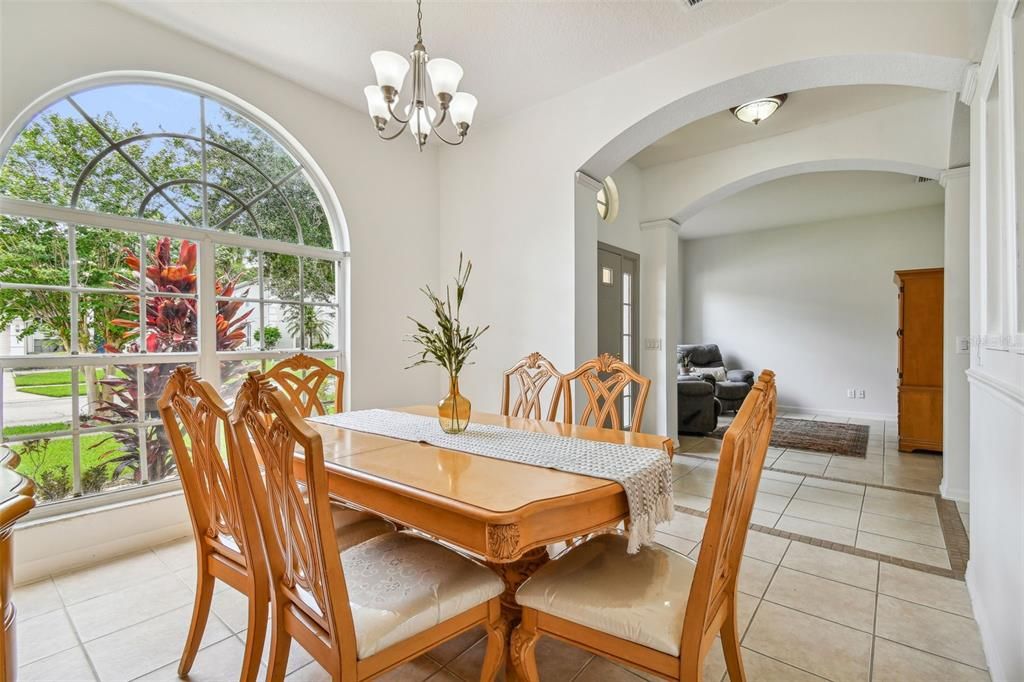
(385, 97, 412, 125)
(377, 120, 409, 141)
(426, 109, 464, 145)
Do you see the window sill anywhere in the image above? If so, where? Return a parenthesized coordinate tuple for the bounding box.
(18, 480, 183, 527)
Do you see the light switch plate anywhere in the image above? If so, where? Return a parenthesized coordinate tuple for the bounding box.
(956, 336, 970, 354)
(645, 338, 663, 350)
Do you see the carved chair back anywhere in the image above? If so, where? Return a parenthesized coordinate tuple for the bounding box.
(555, 353, 652, 432)
(229, 372, 359, 665)
(680, 370, 776, 663)
(158, 365, 259, 566)
(500, 352, 563, 420)
(265, 353, 345, 417)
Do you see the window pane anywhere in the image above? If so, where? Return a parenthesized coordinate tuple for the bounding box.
(622, 272, 631, 301)
(0, 217, 68, 286)
(145, 297, 199, 353)
(0, 99, 105, 207)
(3, 368, 74, 433)
(284, 172, 332, 248)
(73, 84, 201, 141)
(302, 258, 336, 304)
(75, 153, 153, 218)
(84, 427, 142, 494)
(1, 291, 72, 355)
(249, 189, 298, 243)
(81, 364, 136, 428)
(302, 305, 336, 349)
(264, 252, 300, 301)
(13, 435, 77, 503)
(217, 298, 259, 352)
(205, 99, 296, 179)
(80, 293, 135, 354)
(206, 146, 272, 204)
(270, 303, 302, 349)
(75, 226, 139, 290)
(215, 245, 259, 295)
(220, 359, 262, 399)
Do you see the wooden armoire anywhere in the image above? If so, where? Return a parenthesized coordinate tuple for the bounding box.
(894, 268, 943, 453)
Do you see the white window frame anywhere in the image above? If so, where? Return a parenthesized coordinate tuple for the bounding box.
(0, 72, 351, 519)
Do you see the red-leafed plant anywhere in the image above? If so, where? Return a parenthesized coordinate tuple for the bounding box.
(90, 237, 251, 482)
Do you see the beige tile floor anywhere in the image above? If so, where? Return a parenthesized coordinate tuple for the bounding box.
(676, 413, 951, 569)
(16, 522, 987, 681)
(15, 414, 973, 681)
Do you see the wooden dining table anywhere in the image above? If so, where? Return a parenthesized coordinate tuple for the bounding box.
(302, 405, 674, 678)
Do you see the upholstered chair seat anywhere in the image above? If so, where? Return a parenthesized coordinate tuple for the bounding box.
(516, 534, 696, 656)
(340, 532, 505, 658)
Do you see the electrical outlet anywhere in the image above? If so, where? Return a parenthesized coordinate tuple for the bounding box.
(857, 389, 866, 399)
(846, 389, 856, 398)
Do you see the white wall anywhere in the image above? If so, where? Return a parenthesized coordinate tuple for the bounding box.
(0, 0, 442, 413)
(682, 205, 944, 419)
(965, 4, 1024, 679)
(439, 1, 970, 437)
(1, 0, 441, 580)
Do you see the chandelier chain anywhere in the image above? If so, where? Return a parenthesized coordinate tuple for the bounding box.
(416, 0, 423, 43)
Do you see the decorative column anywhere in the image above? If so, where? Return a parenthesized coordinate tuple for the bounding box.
(639, 218, 680, 441)
(939, 166, 970, 502)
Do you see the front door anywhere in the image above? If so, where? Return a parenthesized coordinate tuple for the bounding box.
(597, 243, 639, 428)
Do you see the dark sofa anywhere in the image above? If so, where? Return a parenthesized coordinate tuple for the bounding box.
(677, 344, 755, 412)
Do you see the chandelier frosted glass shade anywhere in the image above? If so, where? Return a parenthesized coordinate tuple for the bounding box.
(426, 58, 464, 98)
(364, 0, 476, 149)
(370, 51, 410, 91)
(364, 86, 391, 121)
(449, 93, 478, 127)
(731, 94, 787, 125)
(405, 105, 437, 140)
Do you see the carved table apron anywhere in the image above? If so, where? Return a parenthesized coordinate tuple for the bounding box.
(303, 406, 673, 680)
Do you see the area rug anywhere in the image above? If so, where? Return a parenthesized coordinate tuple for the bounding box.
(709, 417, 869, 458)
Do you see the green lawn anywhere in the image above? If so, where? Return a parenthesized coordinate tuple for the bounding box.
(17, 384, 84, 398)
(4, 422, 120, 496)
(13, 369, 108, 387)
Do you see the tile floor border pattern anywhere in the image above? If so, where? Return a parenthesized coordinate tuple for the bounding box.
(674, 504, 967, 581)
(936, 498, 970, 575)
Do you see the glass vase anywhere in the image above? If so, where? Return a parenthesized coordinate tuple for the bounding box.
(438, 376, 471, 434)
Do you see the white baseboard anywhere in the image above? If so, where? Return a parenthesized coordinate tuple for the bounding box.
(14, 491, 191, 585)
(939, 478, 970, 503)
(778, 404, 898, 421)
(966, 562, 1003, 681)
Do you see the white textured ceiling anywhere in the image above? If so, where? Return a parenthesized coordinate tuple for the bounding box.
(111, 0, 783, 123)
(632, 85, 935, 168)
(679, 171, 944, 240)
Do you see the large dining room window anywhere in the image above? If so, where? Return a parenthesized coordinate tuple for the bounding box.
(0, 78, 346, 514)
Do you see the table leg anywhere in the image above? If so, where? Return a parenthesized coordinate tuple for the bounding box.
(485, 547, 549, 681)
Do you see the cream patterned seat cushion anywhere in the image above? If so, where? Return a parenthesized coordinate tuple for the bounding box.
(342, 532, 505, 659)
(516, 533, 696, 656)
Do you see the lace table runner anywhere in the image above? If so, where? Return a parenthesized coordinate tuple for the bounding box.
(308, 409, 673, 553)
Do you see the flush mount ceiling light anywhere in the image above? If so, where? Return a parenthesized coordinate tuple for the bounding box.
(364, 0, 477, 150)
(730, 94, 787, 125)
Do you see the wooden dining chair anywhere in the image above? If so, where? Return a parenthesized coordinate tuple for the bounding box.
(512, 370, 777, 682)
(228, 372, 508, 682)
(159, 366, 394, 682)
(555, 353, 652, 433)
(264, 352, 345, 416)
(500, 352, 563, 420)
(158, 365, 270, 682)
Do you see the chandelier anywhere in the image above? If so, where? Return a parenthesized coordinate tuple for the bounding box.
(363, 0, 477, 150)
